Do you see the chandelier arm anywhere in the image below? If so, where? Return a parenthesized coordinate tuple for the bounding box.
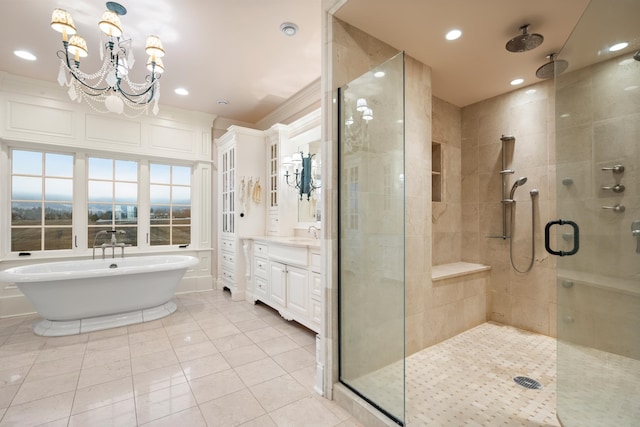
(115, 80, 158, 105)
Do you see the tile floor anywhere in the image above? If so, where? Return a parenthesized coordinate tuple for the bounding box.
(350, 322, 559, 426)
(0, 290, 361, 427)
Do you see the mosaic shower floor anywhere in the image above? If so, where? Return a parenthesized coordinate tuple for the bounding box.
(350, 322, 560, 426)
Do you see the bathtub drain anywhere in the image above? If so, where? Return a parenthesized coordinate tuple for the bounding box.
(513, 376, 542, 390)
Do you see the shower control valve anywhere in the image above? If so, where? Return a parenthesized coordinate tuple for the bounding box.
(601, 164, 625, 173)
(631, 220, 640, 254)
(602, 204, 625, 213)
(601, 184, 625, 193)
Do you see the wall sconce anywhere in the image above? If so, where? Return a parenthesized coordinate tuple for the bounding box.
(284, 152, 320, 200)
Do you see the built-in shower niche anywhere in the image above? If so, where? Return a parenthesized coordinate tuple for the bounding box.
(432, 141, 442, 202)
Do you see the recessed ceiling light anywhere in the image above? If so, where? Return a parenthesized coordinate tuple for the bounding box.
(445, 29, 462, 41)
(217, 99, 229, 105)
(280, 22, 298, 37)
(374, 71, 385, 78)
(174, 88, 189, 96)
(609, 42, 628, 52)
(510, 78, 524, 86)
(14, 50, 36, 61)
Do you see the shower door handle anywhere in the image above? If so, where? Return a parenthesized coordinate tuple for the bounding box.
(545, 219, 579, 256)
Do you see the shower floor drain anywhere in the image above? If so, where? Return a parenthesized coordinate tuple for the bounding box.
(513, 376, 543, 390)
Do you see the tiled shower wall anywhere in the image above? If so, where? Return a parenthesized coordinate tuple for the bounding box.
(461, 80, 558, 337)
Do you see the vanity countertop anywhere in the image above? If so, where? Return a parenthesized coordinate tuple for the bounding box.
(243, 236, 321, 249)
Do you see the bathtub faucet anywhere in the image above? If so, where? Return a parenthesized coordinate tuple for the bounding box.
(92, 229, 128, 259)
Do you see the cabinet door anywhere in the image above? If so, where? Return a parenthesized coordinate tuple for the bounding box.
(287, 265, 309, 318)
(269, 261, 287, 307)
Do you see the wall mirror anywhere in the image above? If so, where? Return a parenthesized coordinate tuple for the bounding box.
(296, 139, 321, 223)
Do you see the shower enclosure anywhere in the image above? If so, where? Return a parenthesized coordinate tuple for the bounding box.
(553, 0, 640, 425)
(338, 52, 405, 424)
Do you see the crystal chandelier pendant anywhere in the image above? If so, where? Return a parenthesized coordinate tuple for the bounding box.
(57, 65, 68, 86)
(67, 84, 77, 101)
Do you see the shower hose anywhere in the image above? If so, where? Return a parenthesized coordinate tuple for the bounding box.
(509, 196, 535, 273)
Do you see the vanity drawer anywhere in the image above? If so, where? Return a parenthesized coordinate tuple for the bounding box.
(270, 243, 308, 266)
(310, 251, 321, 273)
(221, 268, 235, 284)
(254, 276, 268, 299)
(254, 243, 269, 258)
(221, 238, 235, 251)
(221, 251, 235, 271)
(254, 257, 268, 278)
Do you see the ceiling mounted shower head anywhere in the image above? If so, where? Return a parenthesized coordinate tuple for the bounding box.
(506, 24, 544, 53)
(536, 53, 569, 79)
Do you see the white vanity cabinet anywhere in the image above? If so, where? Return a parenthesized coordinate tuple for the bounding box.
(216, 126, 266, 301)
(249, 238, 320, 333)
(264, 124, 297, 236)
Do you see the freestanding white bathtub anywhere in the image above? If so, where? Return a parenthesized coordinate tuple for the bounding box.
(0, 255, 199, 336)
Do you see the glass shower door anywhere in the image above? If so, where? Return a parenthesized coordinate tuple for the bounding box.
(339, 52, 405, 424)
(554, 0, 640, 425)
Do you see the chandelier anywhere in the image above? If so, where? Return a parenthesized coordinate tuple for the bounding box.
(50, 2, 165, 116)
(284, 152, 321, 201)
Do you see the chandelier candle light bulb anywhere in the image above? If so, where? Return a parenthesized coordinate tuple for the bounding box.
(50, 2, 165, 117)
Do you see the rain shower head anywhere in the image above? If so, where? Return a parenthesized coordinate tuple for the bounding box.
(536, 53, 569, 79)
(509, 176, 528, 199)
(506, 24, 544, 53)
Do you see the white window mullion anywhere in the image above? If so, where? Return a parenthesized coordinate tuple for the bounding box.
(138, 160, 151, 249)
(74, 153, 88, 252)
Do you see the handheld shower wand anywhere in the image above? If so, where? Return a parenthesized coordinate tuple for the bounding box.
(509, 177, 528, 200)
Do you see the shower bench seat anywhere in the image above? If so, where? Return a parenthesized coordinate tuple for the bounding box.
(432, 262, 490, 282)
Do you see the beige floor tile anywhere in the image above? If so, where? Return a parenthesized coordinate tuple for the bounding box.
(128, 328, 168, 344)
(169, 330, 210, 349)
(244, 327, 283, 344)
(78, 358, 132, 389)
(12, 371, 79, 405)
(0, 340, 45, 358)
(68, 397, 136, 427)
(0, 385, 20, 410)
(131, 349, 179, 375)
(127, 319, 165, 333)
(133, 364, 187, 396)
(188, 368, 246, 404)
(0, 351, 39, 372)
(222, 344, 269, 368)
(272, 347, 316, 373)
(288, 330, 317, 347)
(256, 335, 300, 356)
(139, 406, 207, 427)
(212, 333, 254, 352)
(82, 345, 130, 369)
(174, 341, 219, 363)
(249, 374, 310, 412)
(0, 365, 29, 389)
(37, 343, 86, 364)
(199, 388, 266, 427)
(163, 321, 202, 337)
(71, 376, 134, 415)
(224, 310, 259, 324)
(135, 382, 197, 425)
(290, 365, 317, 390)
(85, 334, 130, 351)
(43, 333, 88, 348)
(234, 358, 287, 387)
(25, 356, 83, 383)
(87, 326, 128, 341)
(233, 318, 270, 333)
(238, 414, 277, 427)
(130, 336, 172, 358)
(202, 323, 242, 340)
(180, 353, 230, 380)
(269, 396, 342, 427)
(0, 391, 74, 427)
(193, 313, 229, 327)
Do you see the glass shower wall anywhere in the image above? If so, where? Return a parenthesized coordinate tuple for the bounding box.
(339, 52, 405, 424)
(555, 0, 640, 425)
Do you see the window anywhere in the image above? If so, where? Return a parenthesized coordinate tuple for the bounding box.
(87, 157, 138, 247)
(150, 163, 191, 246)
(11, 150, 74, 251)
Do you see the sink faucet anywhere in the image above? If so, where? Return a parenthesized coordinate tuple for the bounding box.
(92, 229, 128, 259)
(308, 225, 320, 239)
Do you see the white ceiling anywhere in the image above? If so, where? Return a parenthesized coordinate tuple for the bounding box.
(1, 0, 322, 123)
(2, 0, 639, 124)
